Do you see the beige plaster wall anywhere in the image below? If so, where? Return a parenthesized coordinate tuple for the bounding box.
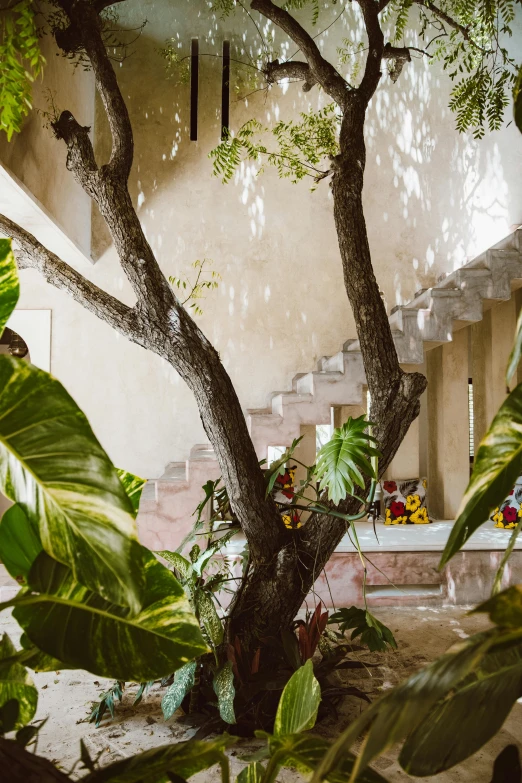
(5, 1, 522, 479)
(0, 22, 94, 253)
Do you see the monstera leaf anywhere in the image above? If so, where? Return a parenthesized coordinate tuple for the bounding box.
(0, 504, 42, 582)
(441, 384, 522, 566)
(0, 633, 38, 728)
(314, 416, 380, 505)
(6, 548, 208, 681)
(0, 355, 144, 611)
(0, 238, 18, 336)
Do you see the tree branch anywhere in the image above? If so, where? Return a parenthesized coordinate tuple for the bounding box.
(414, 0, 471, 40)
(54, 0, 133, 182)
(51, 110, 99, 198)
(0, 214, 139, 339)
(263, 59, 317, 91)
(357, 0, 385, 101)
(251, 0, 349, 106)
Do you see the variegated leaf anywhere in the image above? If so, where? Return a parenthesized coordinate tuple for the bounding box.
(156, 550, 193, 580)
(0, 633, 37, 728)
(0, 356, 143, 611)
(162, 661, 197, 720)
(441, 384, 522, 566)
(10, 548, 208, 681)
(213, 660, 236, 724)
(237, 762, 266, 783)
(195, 588, 224, 647)
(117, 469, 146, 518)
(0, 238, 19, 337)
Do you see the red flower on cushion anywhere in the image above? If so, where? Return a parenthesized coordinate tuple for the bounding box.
(384, 481, 397, 493)
(277, 472, 291, 486)
(282, 487, 294, 499)
(390, 501, 405, 517)
(503, 506, 518, 523)
(509, 489, 514, 495)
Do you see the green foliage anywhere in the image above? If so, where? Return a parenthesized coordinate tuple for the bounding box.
(284, 0, 321, 25)
(89, 681, 124, 728)
(0, 238, 18, 336)
(440, 382, 522, 566)
(213, 660, 236, 724)
(0, 354, 145, 612)
(158, 39, 191, 83)
(336, 39, 366, 85)
(0, 633, 38, 729)
(273, 659, 321, 736)
(314, 416, 380, 505)
(162, 660, 197, 720)
(82, 736, 236, 783)
(506, 303, 522, 385)
(0, 503, 42, 582)
(169, 259, 221, 316)
(0, 0, 44, 140)
(514, 65, 522, 133)
(311, 593, 522, 783)
(329, 607, 397, 653)
(7, 548, 208, 681)
(116, 469, 146, 518)
(210, 105, 339, 186)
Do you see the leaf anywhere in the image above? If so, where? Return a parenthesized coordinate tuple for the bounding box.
(0, 356, 144, 611)
(400, 640, 522, 776)
(473, 583, 522, 628)
(310, 630, 498, 783)
(0, 504, 42, 582)
(274, 659, 321, 737)
(514, 64, 522, 135)
(10, 548, 208, 681)
(156, 550, 193, 580)
(213, 660, 236, 724)
(82, 736, 236, 783)
(162, 661, 197, 720)
(329, 607, 397, 653)
(441, 384, 522, 566)
(117, 469, 146, 518)
(0, 238, 19, 336)
(237, 762, 266, 783)
(314, 416, 380, 505)
(0, 633, 37, 728)
(269, 734, 389, 783)
(195, 588, 224, 647)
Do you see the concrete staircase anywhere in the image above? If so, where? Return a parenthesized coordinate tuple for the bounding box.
(138, 228, 522, 552)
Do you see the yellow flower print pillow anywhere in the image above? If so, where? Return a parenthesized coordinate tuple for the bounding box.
(382, 478, 432, 525)
(490, 477, 522, 529)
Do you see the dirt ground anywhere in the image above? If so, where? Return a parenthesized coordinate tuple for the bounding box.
(1, 605, 520, 782)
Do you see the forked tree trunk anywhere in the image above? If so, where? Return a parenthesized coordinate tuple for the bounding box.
(227, 103, 426, 649)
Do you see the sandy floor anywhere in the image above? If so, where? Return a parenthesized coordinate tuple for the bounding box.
(1, 605, 520, 781)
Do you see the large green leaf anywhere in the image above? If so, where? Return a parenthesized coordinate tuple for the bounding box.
(310, 630, 498, 783)
(213, 660, 236, 724)
(0, 633, 37, 728)
(162, 661, 197, 720)
(0, 355, 143, 610)
(0, 238, 19, 336)
(83, 736, 235, 783)
(269, 734, 388, 783)
(399, 641, 522, 776)
(117, 469, 146, 518)
(314, 416, 380, 505)
(0, 503, 41, 582)
(156, 550, 193, 580)
(8, 548, 208, 680)
(441, 384, 522, 567)
(473, 583, 522, 628)
(274, 659, 321, 737)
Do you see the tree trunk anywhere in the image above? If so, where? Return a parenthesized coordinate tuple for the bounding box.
(228, 100, 427, 649)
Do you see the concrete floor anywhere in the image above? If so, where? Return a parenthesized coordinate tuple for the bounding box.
(1, 605, 520, 781)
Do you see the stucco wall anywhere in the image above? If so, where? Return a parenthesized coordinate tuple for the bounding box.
(5, 1, 522, 478)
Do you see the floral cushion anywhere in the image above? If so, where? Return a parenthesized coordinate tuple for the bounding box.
(382, 478, 431, 525)
(271, 466, 303, 530)
(491, 477, 522, 529)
